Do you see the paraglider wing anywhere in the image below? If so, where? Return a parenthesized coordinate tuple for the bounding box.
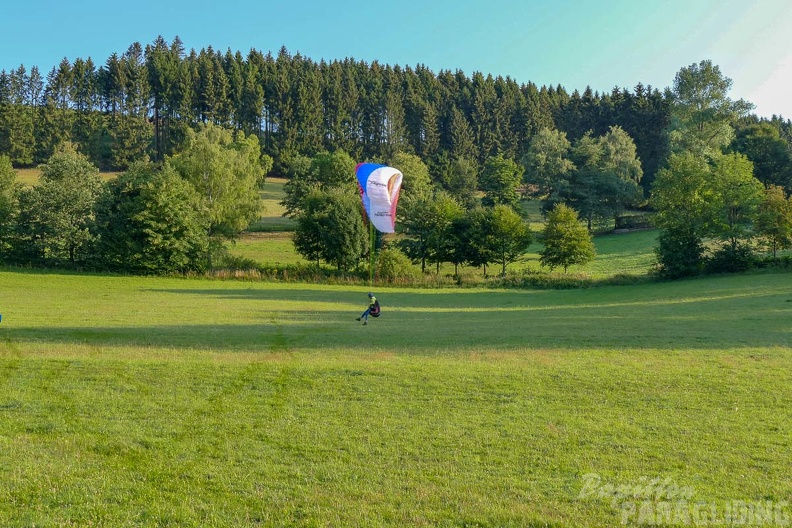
(355, 163, 403, 233)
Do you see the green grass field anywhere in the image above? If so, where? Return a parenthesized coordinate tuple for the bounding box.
(13, 167, 42, 187)
(1, 269, 791, 526)
(248, 177, 297, 232)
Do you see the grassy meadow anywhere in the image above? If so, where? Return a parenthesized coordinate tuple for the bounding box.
(1, 269, 791, 526)
(247, 177, 297, 232)
(6, 168, 791, 526)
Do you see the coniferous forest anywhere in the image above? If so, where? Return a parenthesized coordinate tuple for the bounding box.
(1, 37, 676, 186)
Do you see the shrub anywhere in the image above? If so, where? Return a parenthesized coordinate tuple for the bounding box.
(705, 244, 758, 274)
(376, 247, 419, 283)
(615, 214, 652, 230)
(654, 228, 704, 279)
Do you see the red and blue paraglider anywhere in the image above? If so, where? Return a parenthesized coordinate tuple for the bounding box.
(354, 163, 403, 318)
(355, 163, 403, 234)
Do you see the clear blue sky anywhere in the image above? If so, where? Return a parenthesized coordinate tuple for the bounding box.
(3, 0, 790, 118)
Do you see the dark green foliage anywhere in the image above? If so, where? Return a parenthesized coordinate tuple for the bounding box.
(14, 144, 105, 266)
(668, 59, 754, 158)
(654, 227, 704, 279)
(387, 151, 431, 199)
(488, 205, 534, 275)
(167, 123, 269, 239)
(652, 149, 763, 275)
(522, 127, 574, 205)
(553, 84, 671, 192)
(729, 122, 792, 190)
(705, 243, 757, 274)
(459, 208, 496, 275)
(434, 154, 479, 209)
(755, 185, 792, 259)
(479, 153, 523, 210)
(94, 161, 210, 273)
(283, 150, 364, 271)
(281, 150, 356, 219)
(6, 42, 792, 283)
(0, 155, 19, 261)
(525, 126, 644, 229)
(650, 152, 713, 235)
(708, 153, 763, 252)
(446, 214, 476, 276)
(318, 193, 367, 272)
(293, 188, 366, 271)
(1, 66, 37, 165)
(398, 190, 464, 273)
(614, 214, 652, 230)
(376, 247, 418, 282)
(292, 189, 327, 265)
(445, 206, 533, 277)
(0, 36, 680, 183)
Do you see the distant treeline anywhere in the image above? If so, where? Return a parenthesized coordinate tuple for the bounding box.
(0, 36, 722, 190)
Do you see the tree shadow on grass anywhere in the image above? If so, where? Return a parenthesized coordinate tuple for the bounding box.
(2, 292, 791, 352)
(3, 271, 790, 352)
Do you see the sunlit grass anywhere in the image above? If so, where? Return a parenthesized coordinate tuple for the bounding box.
(13, 167, 41, 186)
(13, 166, 121, 187)
(1, 269, 791, 526)
(576, 228, 658, 276)
(249, 177, 296, 232)
(228, 232, 300, 265)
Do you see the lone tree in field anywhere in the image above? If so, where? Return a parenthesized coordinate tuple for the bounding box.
(293, 187, 367, 271)
(488, 204, 534, 276)
(540, 203, 595, 273)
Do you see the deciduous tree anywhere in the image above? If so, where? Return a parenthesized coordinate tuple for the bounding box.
(540, 203, 595, 272)
(95, 161, 210, 273)
(755, 185, 792, 260)
(522, 127, 574, 205)
(168, 123, 270, 239)
(479, 153, 523, 210)
(667, 60, 753, 158)
(709, 153, 763, 252)
(0, 155, 19, 260)
(15, 144, 105, 265)
(293, 188, 366, 271)
(488, 204, 533, 275)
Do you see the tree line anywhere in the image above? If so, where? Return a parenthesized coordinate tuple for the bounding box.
(0, 124, 270, 273)
(2, 36, 792, 280)
(279, 60, 792, 280)
(0, 36, 679, 187)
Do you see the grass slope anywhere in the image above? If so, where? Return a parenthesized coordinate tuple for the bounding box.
(1, 270, 791, 526)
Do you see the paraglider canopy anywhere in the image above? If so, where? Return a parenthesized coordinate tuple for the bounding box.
(355, 163, 403, 233)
